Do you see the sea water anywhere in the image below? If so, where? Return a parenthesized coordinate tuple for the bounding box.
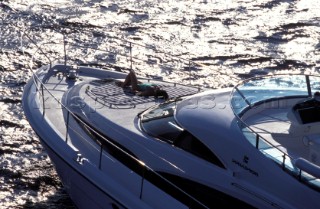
(0, 0, 319, 208)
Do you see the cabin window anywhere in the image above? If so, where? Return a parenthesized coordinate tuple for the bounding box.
(140, 100, 225, 168)
(146, 172, 255, 209)
(140, 100, 183, 143)
(174, 131, 225, 168)
(73, 114, 143, 175)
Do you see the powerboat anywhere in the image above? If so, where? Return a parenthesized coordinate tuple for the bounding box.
(22, 28, 320, 209)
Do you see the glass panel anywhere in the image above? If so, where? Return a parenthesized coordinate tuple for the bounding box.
(141, 100, 183, 143)
(231, 89, 249, 115)
(234, 75, 320, 191)
(141, 101, 177, 122)
(232, 75, 310, 116)
(309, 75, 320, 94)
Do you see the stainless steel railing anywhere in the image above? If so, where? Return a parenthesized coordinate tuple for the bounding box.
(230, 74, 320, 192)
(22, 26, 211, 209)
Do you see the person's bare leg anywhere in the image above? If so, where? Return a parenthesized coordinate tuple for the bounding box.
(121, 71, 132, 87)
(129, 70, 139, 91)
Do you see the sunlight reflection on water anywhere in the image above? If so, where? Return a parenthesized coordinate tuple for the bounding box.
(0, 0, 320, 208)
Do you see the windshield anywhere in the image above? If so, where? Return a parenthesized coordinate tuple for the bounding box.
(231, 75, 313, 116)
(140, 100, 183, 143)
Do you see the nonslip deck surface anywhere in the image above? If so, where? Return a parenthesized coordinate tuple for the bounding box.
(87, 80, 201, 106)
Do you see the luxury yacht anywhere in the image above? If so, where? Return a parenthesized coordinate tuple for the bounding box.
(22, 29, 320, 209)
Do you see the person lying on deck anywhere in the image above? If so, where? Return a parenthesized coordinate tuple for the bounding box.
(116, 69, 169, 100)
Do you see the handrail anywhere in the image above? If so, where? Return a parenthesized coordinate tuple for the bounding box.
(21, 26, 211, 209)
(20, 24, 241, 86)
(29, 66, 210, 209)
(21, 30, 53, 70)
(230, 73, 320, 191)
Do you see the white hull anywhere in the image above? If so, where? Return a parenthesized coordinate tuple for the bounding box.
(21, 28, 320, 209)
(41, 139, 126, 209)
(22, 65, 196, 209)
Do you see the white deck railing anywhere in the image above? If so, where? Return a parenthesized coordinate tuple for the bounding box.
(22, 26, 212, 209)
(231, 74, 320, 192)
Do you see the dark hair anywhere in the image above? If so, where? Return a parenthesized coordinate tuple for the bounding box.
(155, 89, 169, 100)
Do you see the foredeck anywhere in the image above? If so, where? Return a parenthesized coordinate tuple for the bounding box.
(25, 66, 210, 209)
(39, 67, 203, 143)
(86, 78, 201, 107)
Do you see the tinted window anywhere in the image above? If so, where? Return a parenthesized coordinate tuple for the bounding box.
(140, 101, 183, 143)
(140, 101, 225, 168)
(174, 131, 225, 168)
(147, 172, 256, 209)
(73, 114, 143, 175)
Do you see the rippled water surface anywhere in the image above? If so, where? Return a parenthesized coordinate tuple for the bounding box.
(0, 0, 319, 208)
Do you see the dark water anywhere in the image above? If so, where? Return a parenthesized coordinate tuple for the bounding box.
(0, 0, 319, 208)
